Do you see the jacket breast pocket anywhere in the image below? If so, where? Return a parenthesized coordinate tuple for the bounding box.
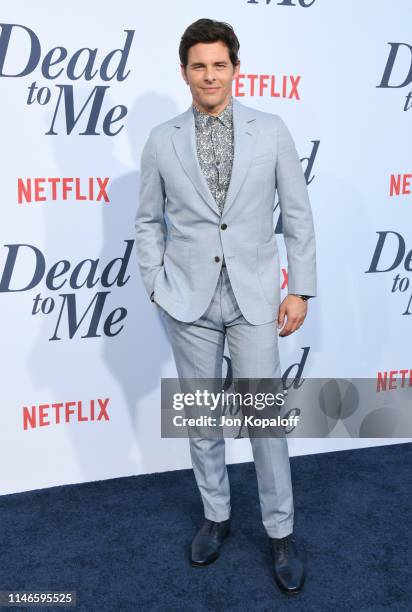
(251, 151, 275, 165)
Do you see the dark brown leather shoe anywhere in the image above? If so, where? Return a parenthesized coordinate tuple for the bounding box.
(190, 518, 230, 567)
(269, 534, 306, 595)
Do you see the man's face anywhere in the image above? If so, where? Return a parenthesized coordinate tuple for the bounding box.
(181, 40, 240, 114)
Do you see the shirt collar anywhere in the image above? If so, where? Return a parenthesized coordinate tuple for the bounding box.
(192, 96, 233, 130)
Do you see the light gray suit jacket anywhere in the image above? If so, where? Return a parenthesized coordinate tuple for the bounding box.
(135, 97, 316, 325)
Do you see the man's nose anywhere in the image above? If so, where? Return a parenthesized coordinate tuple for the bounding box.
(204, 69, 216, 82)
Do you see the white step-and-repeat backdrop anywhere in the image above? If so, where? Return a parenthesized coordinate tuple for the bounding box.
(1, 1, 411, 495)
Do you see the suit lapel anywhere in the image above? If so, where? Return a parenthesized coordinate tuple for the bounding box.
(223, 98, 258, 217)
(171, 97, 258, 218)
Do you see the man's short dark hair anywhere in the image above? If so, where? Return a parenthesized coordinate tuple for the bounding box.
(179, 18, 240, 68)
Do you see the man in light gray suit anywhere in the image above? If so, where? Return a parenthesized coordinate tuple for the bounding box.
(135, 18, 316, 595)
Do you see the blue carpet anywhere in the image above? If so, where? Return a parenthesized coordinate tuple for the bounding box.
(0, 442, 410, 611)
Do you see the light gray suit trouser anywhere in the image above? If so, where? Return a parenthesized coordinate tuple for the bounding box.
(156, 263, 294, 539)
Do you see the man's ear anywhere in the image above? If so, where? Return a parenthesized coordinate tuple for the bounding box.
(233, 60, 240, 81)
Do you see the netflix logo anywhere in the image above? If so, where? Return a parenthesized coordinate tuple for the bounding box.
(376, 369, 412, 391)
(17, 177, 110, 204)
(234, 73, 301, 99)
(23, 397, 110, 430)
(389, 174, 412, 197)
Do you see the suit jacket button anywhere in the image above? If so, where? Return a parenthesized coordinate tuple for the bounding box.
(214, 255, 220, 262)
(221, 223, 227, 230)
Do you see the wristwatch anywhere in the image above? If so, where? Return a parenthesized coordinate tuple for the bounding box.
(294, 294, 310, 301)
